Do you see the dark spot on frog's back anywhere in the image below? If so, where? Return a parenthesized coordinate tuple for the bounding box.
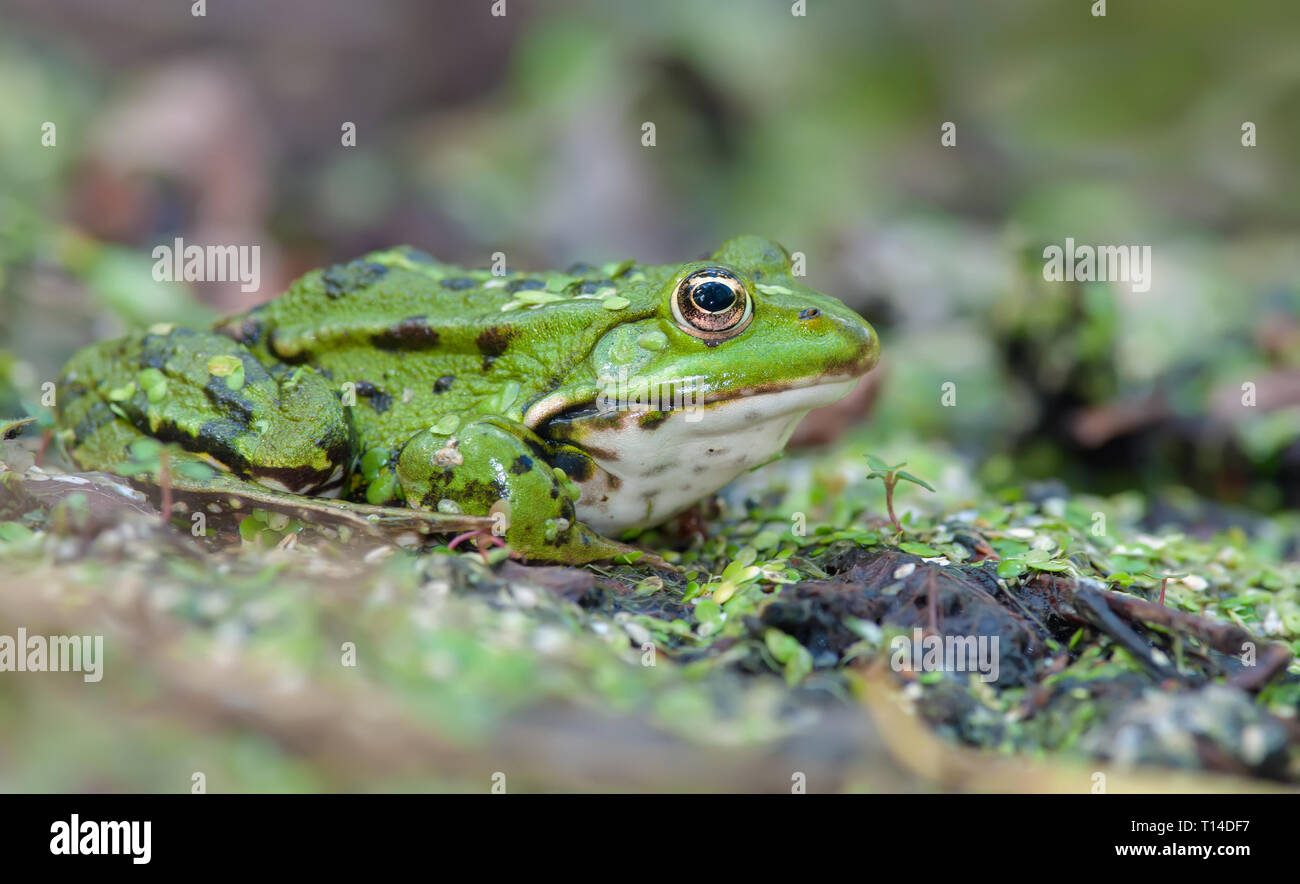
(138, 343, 168, 372)
(217, 316, 264, 346)
(507, 278, 544, 293)
(509, 454, 534, 476)
(461, 477, 511, 509)
(322, 260, 388, 299)
(476, 326, 516, 370)
(372, 316, 440, 350)
(440, 277, 477, 291)
(58, 379, 88, 403)
(353, 380, 391, 413)
(137, 327, 196, 370)
(70, 401, 115, 446)
(202, 374, 258, 425)
(433, 375, 455, 394)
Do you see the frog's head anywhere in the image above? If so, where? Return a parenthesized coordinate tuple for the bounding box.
(533, 235, 880, 532)
(647, 234, 879, 396)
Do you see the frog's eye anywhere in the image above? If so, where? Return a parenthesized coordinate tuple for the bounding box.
(671, 268, 753, 342)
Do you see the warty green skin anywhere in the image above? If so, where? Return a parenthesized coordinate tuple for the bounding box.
(55, 235, 879, 563)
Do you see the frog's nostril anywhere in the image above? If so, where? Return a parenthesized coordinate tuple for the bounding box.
(798, 307, 821, 320)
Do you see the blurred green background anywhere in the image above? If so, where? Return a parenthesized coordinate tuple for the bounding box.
(3, 0, 1300, 796)
(2, 0, 1299, 512)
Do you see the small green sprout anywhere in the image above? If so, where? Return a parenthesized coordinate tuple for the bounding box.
(865, 455, 935, 533)
(1138, 571, 1188, 606)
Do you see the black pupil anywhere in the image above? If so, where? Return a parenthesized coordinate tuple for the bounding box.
(692, 280, 736, 312)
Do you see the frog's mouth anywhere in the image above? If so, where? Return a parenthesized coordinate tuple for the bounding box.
(528, 370, 863, 444)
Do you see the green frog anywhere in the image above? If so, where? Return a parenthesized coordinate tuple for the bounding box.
(54, 236, 879, 562)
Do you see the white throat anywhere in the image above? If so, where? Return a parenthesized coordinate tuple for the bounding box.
(571, 377, 859, 533)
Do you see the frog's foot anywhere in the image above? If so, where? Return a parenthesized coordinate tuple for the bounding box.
(396, 415, 649, 565)
(56, 328, 353, 495)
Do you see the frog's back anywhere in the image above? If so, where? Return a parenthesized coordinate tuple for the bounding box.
(214, 247, 664, 450)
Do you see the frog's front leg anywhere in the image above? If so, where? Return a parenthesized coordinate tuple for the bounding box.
(57, 328, 353, 493)
(394, 416, 633, 564)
